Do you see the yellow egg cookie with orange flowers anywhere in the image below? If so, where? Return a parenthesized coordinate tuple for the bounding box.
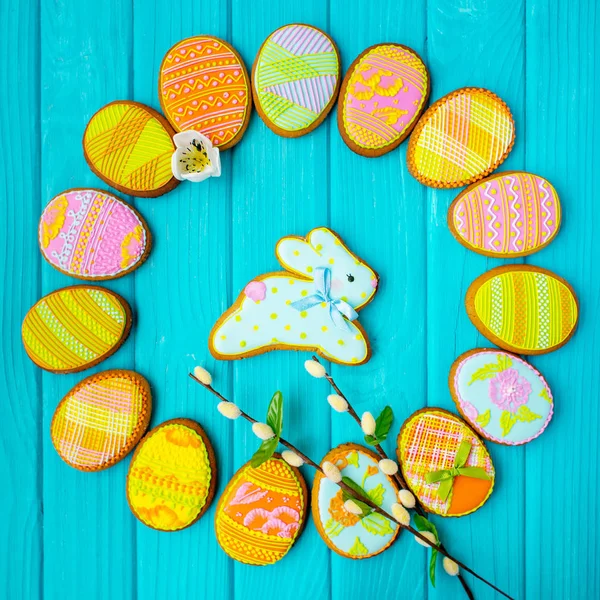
(126, 419, 216, 531)
(215, 454, 308, 565)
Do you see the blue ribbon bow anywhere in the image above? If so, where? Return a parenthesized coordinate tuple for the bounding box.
(290, 267, 358, 331)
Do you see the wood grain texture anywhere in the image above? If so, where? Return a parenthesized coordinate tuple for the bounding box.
(0, 0, 598, 599)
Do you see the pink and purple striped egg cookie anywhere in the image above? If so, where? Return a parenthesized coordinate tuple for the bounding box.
(39, 189, 151, 280)
(448, 172, 561, 257)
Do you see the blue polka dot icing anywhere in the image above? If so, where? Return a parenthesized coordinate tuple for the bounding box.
(209, 227, 379, 365)
(450, 349, 553, 445)
(312, 444, 399, 558)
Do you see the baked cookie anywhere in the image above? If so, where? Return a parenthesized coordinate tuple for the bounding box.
(312, 444, 400, 559)
(407, 87, 515, 188)
(83, 100, 179, 197)
(338, 43, 429, 157)
(465, 265, 579, 355)
(209, 227, 379, 366)
(22, 285, 132, 373)
(126, 418, 217, 531)
(252, 24, 340, 138)
(448, 172, 561, 257)
(450, 349, 553, 446)
(39, 188, 151, 280)
(215, 454, 308, 565)
(51, 370, 151, 471)
(159, 36, 251, 149)
(397, 408, 495, 517)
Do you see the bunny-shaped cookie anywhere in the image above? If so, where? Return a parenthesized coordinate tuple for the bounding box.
(209, 227, 379, 365)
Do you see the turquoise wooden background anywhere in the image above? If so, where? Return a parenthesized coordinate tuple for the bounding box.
(1, 0, 598, 598)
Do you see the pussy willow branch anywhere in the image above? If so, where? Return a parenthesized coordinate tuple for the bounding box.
(189, 373, 512, 600)
(311, 356, 475, 600)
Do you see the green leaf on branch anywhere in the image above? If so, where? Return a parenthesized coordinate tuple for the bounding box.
(364, 406, 394, 446)
(266, 390, 283, 436)
(413, 514, 439, 542)
(251, 436, 279, 468)
(341, 476, 373, 517)
(429, 549, 439, 587)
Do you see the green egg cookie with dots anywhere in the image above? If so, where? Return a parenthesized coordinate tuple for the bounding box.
(209, 227, 379, 366)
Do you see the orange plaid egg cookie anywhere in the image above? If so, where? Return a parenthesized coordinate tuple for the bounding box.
(397, 408, 495, 517)
(51, 370, 151, 471)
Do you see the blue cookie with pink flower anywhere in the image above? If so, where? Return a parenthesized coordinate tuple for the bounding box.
(449, 349, 554, 445)
(209, 227, 379, 366)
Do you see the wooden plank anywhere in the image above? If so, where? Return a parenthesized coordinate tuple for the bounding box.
(40, 2, 136, 599)
(328, 2, 427, 598)
(524, 1, 599, 598)
(131, 3, 234, 599)
(229, 4, 331, 599)
(425, 0, 526, 598)
(0, 1, 42, 598)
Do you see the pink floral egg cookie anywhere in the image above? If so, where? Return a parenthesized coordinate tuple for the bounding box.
(450, 349, 554, 445)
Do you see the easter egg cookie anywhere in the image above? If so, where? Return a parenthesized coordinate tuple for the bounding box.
(51, 370, 151, 471)
(83, 101, 179, 197)
(448, 172, 561, 257)
(466, 265, 579, 355)
(252, 24, 340, 138)
(313, 444, 400, 558)
(215, 455, 308, 565)
(209, 227, 379, 366)
(338, 43, 430, 157)
(450, 349, 553, 445)
(407, 87, 515, 188)
(22, 285, 132, 373)
(127, 419, 217, 531)
(397, 408, 495, 517)
(159, 36, 251, 149)
(39, 189, 151, 280)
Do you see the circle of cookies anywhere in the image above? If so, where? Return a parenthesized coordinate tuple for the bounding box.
(51, 370, 152, 471)
(126, 418, 217, 532)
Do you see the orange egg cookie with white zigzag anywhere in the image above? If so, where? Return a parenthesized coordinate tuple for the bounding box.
(51, 370, 151, 471)
(215, 455, 308, 565)
(159, 36, 251, 149)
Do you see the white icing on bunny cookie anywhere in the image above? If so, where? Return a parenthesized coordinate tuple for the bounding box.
(209, 228, 379, 365)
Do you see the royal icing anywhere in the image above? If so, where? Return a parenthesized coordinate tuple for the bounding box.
(253, 24, 339, 134)
(51, 370, 150, 470)
(340, 44, 428, 152)
(450, 173, 561, 256)
(209, 227, 379, 366)
(84, 101, 176, 196)
(408, 88, 515, 187)
(313, 445, 399, 558)
(22, 286, 130, 372)
(127, 421, 214, 531)
(397, 409, 495, 517)
(215, 457, 306, 565)
(452, 350, 553, 445)
(39, 189, 149, 279)
(468, 266, 578, 353)
(160, 36, 250, 148)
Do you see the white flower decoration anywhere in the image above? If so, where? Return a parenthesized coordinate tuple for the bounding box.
(398, 489, 416, 509)
(361, 412, 376, 436)
(322, 461, 342, 483)
(391, 503, 410, 526)
(304, 359, 326, 378)
(281, 450, 304, 467)
(327, 394, 349, 413)
(217, 401, 241, 420)
(378, 458, 399, 476)
(443, 557, 460, 576)
(193, 366, 212, 386)
(415, 531, 437, 547)
(252, 422, 276, 441)
(171, 131, 221, 183)
(344, 499, 363, 515)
